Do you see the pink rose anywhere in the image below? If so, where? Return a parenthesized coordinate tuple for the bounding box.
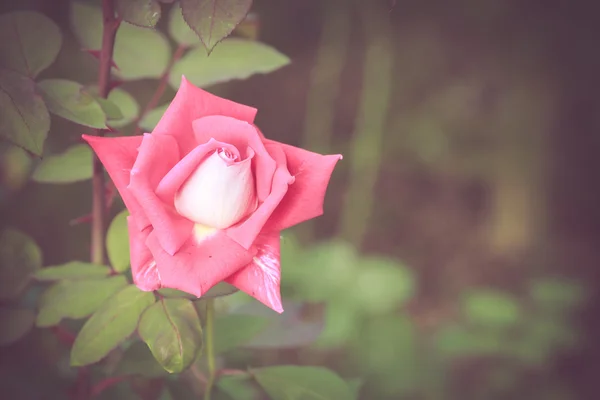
(83, 77, 341, 313)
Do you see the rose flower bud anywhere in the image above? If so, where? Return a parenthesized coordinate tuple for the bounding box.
(83, 77, 341, 313)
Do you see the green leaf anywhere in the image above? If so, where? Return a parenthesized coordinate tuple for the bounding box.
(138, 298, 203, 373)
(116, 0, 162, 28)
(169, 39, 290, 88)
(214, 314, 269, 354)
(107, 210, 131, 273)
(463, 289, 522, 328)
(71, 285, 156, 366)
(0, 68, 50, 156)
(0, 228, 42, 300)
(529, 278, 587, 311)
(0, 306, 35, 346)
(217, 375, 260, 400)
(106, 88, 139, 127)
(158, 282, 238, 300)
(31, 144, 93, 183)
(180, 0, 252, 53)
(168, 3, 200, 47)
(233, 301, 323, 349)
(0, 11, 62, 78)
(353, 257, 415, 314)
(71, 2, 171, 80)
(33, 261, 111, 281)
(115, 340, 169, 377)
(95, 96, 124, 120)
(253, 366, 354, 400)
(36, 276, 128, 327)
(139, 103, 168, 131)
(37, 79, 107, 128)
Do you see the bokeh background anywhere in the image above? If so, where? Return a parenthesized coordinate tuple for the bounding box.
(1, 0, 600, 399)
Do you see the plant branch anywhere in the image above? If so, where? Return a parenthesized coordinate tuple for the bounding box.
(133, 44, 187, 135)
(91, 0, 120, 266)
(90, 376, 129, 397)
(203, 299, 216, 400)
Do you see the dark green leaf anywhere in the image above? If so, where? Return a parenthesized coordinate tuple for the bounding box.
(233, 300, 323, 349)
(217, 375, 259, 400)
(71, 285, 156, 366)
(117, 0, 162, 28)
(463, 290, 522, 328)
(139, 103, 168, 131)
(157, 288, 196, 299)
(71, 2, 171, 80)
(169, 39, 289, 88)
(33, 261, 111, 281)
(203, 282, 239, 298)
(346, 378, 364, 400)
(0, 228, 42, 300)
(36, 276, 128, 327)
(0, 68, 50, 156)
(0, 306, 35, 346)
(0, 11, 62, 78)
(253, 366, 354, 400)
(37, 79, 107, 128)
(180, 0, 252, 53)
(95, 96, 124, 120)
(168, 3, 200, 47)
(115, 340, 169, 377)
(107, 210, 130, 273)
(31, 144, 93, 183)
(138, 298, 203, 373)
(107, 88, 139, 127)
(214, 314, 269, 354)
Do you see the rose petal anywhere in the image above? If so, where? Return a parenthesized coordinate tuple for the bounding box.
(83, 135, 151, 230)
(128, 133, 193, 255)
(153, 76, 257, 155)
(226, 232, 283, 313)
(145, 229, 255, 297)
(226, 143, 294, 249)
(263, 142, 342, 232)
(192, 116, 276, 202)
(155, 138, 239, 205)
(127, 217, 161, 292)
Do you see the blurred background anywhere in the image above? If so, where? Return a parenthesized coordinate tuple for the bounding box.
(1, 0, 600, 399)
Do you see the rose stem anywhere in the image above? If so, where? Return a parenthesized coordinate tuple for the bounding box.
(338, 1, 393, 247)
(203, 298, 216, 400)
(90, 0, 120, 266)
(133, 43, 187, 135)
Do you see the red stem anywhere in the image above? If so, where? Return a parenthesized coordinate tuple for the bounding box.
(133, 44, 187, 135)
(90, 0, 120, 266)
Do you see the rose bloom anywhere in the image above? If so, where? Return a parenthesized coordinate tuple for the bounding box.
(83, 77, 341, 313)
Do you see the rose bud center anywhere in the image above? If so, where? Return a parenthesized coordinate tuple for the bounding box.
(174, 147, 257, 229)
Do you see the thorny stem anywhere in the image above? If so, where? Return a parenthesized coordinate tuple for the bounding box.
(133, 44, 188, 135)
(91, 0, 120, 266)
(203, 299, 216, 400)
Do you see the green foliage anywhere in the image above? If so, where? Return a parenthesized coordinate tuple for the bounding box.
(115, 340, 168, 378)
(0, 68, 50, 156)
(138, 298, 203, 373)
(213, 314, 269, 354)
(106, 88, 140, 127)
(33, 261, 111, 281)
(168, 4, 200, 47)
(36, 276, 128, 327)
(70, 1, 171, 80)
(31, 144, 93, 183)
(0, 11, 62, 78)
(139, 103, 169, 131)
(0, 306, 35, 345)
(116, 0, 162, 28)
(232, 300, 323, 349)
(203, 281, 239, 298)
(0, 228, 42, 300)
(253, 365, 354, 400)
(216, 375, 261, 400)
(71, 285, 156, 366)
(529, 278, 587, 311)
(169, 39, 290, 88)
(106, 210, 131, 273)
(180, 0, 252, 53)
(37, 79, 107, 128)
(463, 289, 522, 328)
